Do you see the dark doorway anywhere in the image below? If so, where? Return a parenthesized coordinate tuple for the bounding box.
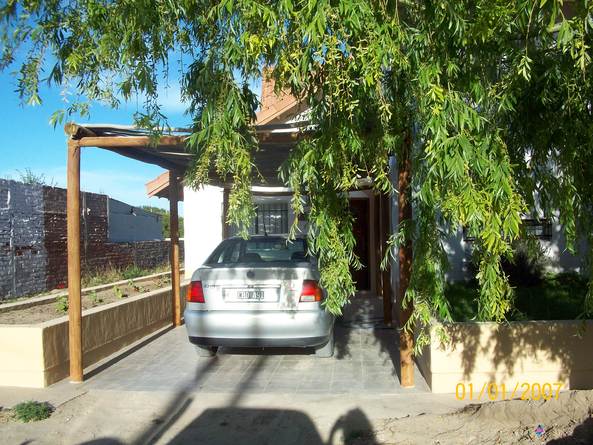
(349, 198, 370, 290)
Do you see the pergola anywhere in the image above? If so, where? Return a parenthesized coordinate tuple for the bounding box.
(63, 122, 407, 386)
(63, 122, 301, 381)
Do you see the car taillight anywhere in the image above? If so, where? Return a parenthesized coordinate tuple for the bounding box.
(187, 281, 205, 303)
(299, 280, 323, 302)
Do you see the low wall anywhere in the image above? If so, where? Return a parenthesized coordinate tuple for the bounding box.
(0, 283, 187, 388)
(416, 320, 593, 394)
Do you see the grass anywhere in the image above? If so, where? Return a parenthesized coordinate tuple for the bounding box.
(12, 401, 53, 422)
(445, 272, 588, 322)
(81, 263, 172, 288)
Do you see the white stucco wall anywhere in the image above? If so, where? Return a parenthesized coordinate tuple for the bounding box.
(543, 219, 587, 274)
(443, 223, 587, 282)
(183, 185, 224, 280)
(386, 153, 586, 288)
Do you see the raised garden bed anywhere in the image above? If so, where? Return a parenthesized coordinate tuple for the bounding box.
(416, 319, 593, 394)
(0, 271, 180, 325)
(417, 273, 593, 393)
(0, 272, 187, 388)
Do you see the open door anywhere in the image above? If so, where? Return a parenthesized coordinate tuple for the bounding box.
(349, 198, 371, 290)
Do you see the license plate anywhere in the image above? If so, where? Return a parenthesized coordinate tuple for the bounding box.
(224, 288, 278, 302)
(236, 290, 264, 301)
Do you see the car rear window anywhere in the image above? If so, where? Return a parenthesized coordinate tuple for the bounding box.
(206, 238, 308, 265)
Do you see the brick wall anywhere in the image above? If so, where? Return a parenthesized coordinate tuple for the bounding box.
(0, 179, 183, 300)
(0, 180, 47, 298)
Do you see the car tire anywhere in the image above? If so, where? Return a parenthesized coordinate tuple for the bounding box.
(195, 345, 218, 357)
(314, 330, 334, 358)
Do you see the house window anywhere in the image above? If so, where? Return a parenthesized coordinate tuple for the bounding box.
(522, 218, 552, 240)
(462, 218, 552, 242)
(229, 201, 289, 236)
(253, 202, 289, 234)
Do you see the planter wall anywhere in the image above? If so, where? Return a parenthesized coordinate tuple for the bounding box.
(0, 283, 187, 388)
(416, 320, 593, 393)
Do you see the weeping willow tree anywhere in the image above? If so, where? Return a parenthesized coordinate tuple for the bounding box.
(2, 0, 593, 346)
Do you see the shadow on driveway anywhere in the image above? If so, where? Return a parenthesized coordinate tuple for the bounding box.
(80, 407, 380, 445)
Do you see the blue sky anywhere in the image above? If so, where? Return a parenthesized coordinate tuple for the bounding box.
(0, 69, 191, 211)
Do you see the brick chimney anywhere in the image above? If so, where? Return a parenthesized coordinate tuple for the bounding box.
(256, 68, 299, 125)
(260, 67, 278, 111)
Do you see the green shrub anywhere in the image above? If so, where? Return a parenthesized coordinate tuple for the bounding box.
(113, 286, 127, 299)
(55, 295, 68, 313)
(128, 279, 143, 292)
(501, 239, 549, 287)
(445, 272, 588, 322)
(122, 265, 144, 280)
(12, 401, 53, 422)
(89, 290, 103, 306)
(444, 281, 479, 321)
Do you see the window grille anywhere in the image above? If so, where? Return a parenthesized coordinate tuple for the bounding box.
(522, 218, 552, 240)
(463, 218, 553, 242)
(229, 202, 289, 236)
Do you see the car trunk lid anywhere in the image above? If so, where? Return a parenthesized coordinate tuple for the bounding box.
(195, 264, 317, 311)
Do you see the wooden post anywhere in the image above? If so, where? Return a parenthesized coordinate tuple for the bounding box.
(398, 135, 414, 388)
(380, 193, 393, 326)
(374, 194, 382, 298)
(67, 140, 83, 383)
(169, 171, 182, 327)
(222, 188, 230, 239)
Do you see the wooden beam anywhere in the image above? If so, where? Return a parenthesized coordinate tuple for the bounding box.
(398, 135, 414, 388)
(64, 122, 97, 139)
(67, 140, 83, 383)
(169, 171, 182, 327)
(380, 193, 393, 326)
(257, 132, 301, 143)
(78, 135, 187, 148)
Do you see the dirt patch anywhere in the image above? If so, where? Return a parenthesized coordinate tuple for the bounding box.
(1, 390, 592, 444)
(0, 275, 172, 325)
(0, 408, 14, 424)
(361, 390, 593, 445)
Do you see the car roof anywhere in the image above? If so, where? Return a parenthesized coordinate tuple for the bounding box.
(225, 234, 306, 240)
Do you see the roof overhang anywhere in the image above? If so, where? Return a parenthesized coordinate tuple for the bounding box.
(146, 171, 185, 200)
(65, 122, 305, 187)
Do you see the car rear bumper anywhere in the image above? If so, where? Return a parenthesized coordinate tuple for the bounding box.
(184, 309, 334, 348)
(188, 336, 329, 348)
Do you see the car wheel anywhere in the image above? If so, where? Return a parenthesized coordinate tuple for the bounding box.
(314, 330, 334, 358)
(195, 345, 218, 357)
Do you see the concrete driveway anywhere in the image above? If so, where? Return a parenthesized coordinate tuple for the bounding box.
(0, 324, 467, 445)
(86, 324, 429, 395)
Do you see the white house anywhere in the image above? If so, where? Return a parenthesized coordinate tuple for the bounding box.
(146, 75, 587, 324)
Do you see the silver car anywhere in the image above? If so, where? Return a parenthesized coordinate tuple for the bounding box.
(184, 235, 335, 357)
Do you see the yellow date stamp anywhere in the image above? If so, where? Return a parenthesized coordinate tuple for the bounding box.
(455, 382, 565, 401)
